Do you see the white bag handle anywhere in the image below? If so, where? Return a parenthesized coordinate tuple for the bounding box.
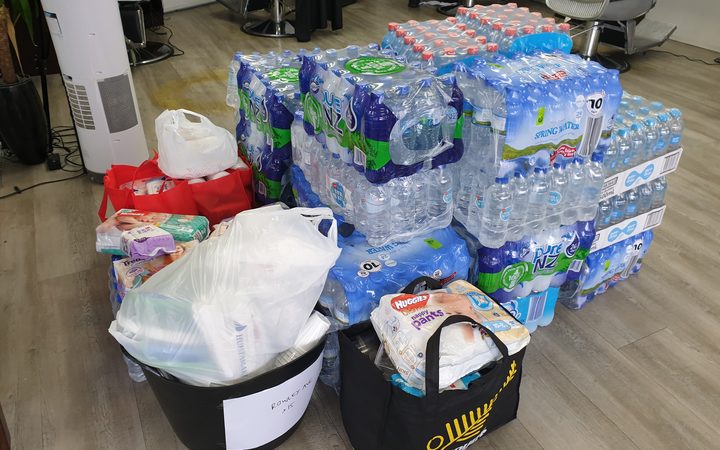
(174, 109, 212, 128)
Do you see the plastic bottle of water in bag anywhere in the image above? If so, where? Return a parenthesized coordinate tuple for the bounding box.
(479, 176, 513, 248)
(668, 108, 683, 150)
(578, 152, 604, 221)
(527, 166, 549, 232)
(561, 156, 584, 225)
(610, 191, 627, 225)
(650, 175, 667, 209)
(546, 160, 568, 229)
(507, 169, 529, 242)
(226, 52, 243, 108)
(637, 182, 654, 214)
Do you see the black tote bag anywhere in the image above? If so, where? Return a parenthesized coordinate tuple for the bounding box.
(339, 277, 525, 450)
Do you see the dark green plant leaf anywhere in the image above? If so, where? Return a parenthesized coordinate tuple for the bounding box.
(8, 0, 32, 38)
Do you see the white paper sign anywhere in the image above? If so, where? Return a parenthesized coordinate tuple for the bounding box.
(223, 353, 323, 449)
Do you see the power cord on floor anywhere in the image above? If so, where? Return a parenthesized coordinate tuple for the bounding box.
(648, 49, 720, 66)
(0, 125, 86, 200)
(0, 172, 86, 200)
(149, 24, 185, 57)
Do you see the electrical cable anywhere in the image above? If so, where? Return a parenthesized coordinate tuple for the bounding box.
(647, 49, 720, 66)
(0, 125, 86, 199)
(0, 172, 86, 200)
(148, 24, 185, 57)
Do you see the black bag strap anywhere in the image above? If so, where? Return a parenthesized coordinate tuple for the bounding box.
(424, 314, 510, 400)
(401, 276, 444, 294)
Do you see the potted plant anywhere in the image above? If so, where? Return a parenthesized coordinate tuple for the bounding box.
(0, 0, 49, 165)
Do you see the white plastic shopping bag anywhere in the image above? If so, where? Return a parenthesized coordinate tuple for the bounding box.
(109, 206, 341, 386)
(155, 109, 238, 179)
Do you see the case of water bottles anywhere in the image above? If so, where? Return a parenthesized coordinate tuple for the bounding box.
(227, 49, 305, 203)
(380, 3, 572, 71)
(560, 230, 655, 309)
(300, 44, 464, 184)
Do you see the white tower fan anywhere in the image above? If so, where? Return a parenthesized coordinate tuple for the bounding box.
(40, 0, 149, 182)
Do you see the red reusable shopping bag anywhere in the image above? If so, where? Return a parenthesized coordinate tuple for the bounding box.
(190, 169, 252, 225)
(99, 158, 199, 221)
(99, 157, 253, 225)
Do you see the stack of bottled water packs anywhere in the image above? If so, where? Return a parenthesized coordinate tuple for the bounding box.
(452, 52, 622, 248)
(380, 2, 572, 71)
(294, 44, 464, 246)
(228, 49, 307, 203)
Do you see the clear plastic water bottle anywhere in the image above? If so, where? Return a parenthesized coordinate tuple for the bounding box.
(526, 166, 549, 232)
(625, 187, 640, 220)
(123, 355, 146, 383)
(642, 117, 659, 157)
(507, 169, 529, 241)
(479, 176, 513, 248)
(226, 52, 242, 108)
(578, 152, 604, 221)
(389, 176, 415, 235)
(667, 108, 683, 150)
(596, 199, 612, 230)
(612, 127, 631, 172)
(357, 184, 389, 246)
(655, 113, 671, 155)
(291, 110, 306, 167)
(610, 192, 627, 225)
(546, 160, 568, 229)
(650, 175, 667, 209)
(628, 123, 647, 167)
(637, 182, 654, 214)
(561, 156, 584, 225)
(428, 165, 454, 220)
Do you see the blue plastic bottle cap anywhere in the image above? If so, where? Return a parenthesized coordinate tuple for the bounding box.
(669, 108, 682, 118)
(657, 113, 669, 123)
(644, 118, 657, 127)
(275, 94, 285, 102)
(496, 176, 508, 184)
(534, 166, 547, 174)
(591, 152, 604, 163)
(397, 85, 410, 96)
(332, 69, 342, 77)
(514, 169, 524, 178)
(650, 101, 663, 110)
(616, 128, 629, 138)
(573, 156, 584, 165)
(332, 153, 340, 159)
(295, 110, 304, 120)
(419, 78, 432, 88)
(553, 160, 564, 169)
(614, 114, 625, 123)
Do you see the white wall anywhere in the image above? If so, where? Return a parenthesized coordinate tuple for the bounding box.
(648, 0, 720, 52)
(163, 0, 214, 12)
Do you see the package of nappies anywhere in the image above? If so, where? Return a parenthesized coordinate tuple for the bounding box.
(121, 225, 176, 259)
(96, 209, 209, 255)
(113, 240, 198, 299)
(370, 279, 530, 392)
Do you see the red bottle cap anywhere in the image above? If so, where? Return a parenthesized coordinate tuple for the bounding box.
(522, 25, 535, 34)
(492, 23, 504, 31)
(422, 51, 433, 61)
(413, 43, 425, 53)
(486, 43, 499, 52)
(447, 17, 457, 24)
(467, 46, 479, 55)
(388, 22, 398, 31)
(476, 35, 488, 44)
(541, 24, 554, 33)
(444, 47, 456, 55)
(465, 30, 476, 38)
(505, 27, 517, 36)
(404, 36, 416, 45)
(558, 23, 570, 31)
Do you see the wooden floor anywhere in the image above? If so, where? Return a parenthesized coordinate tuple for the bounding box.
(1, 1, 719, 449)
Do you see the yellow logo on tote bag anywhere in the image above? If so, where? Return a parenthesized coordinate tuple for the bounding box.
(426, 361, 518, 450)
